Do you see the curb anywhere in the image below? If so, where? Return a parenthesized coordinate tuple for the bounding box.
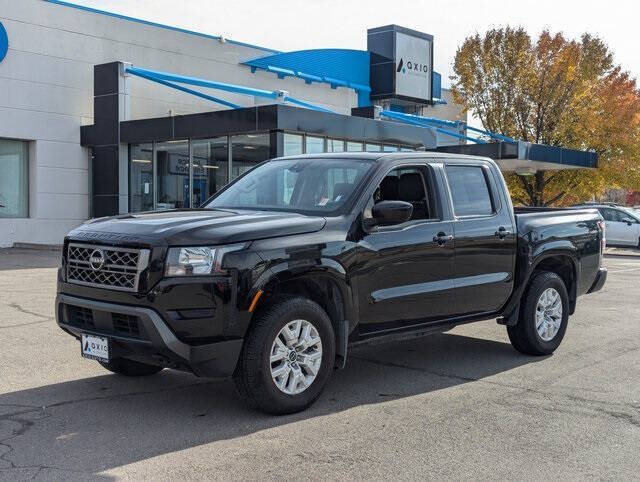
(11, 242, 63, 251)
(604, 248, 640, 258)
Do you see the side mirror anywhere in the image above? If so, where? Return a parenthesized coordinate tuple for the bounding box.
(621, 217, 635, 226)
(370, 200, 413, 227)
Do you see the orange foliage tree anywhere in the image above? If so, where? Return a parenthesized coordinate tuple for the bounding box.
(451, 27, 640, 206)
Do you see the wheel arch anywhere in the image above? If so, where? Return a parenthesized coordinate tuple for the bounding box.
(530, 253, 578, 315)
(248, 260, 355, 368)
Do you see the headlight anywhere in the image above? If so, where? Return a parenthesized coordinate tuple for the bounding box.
(165, 245, 244, 277)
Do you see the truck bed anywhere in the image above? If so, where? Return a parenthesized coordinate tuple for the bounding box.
(514, 207, 601, 235)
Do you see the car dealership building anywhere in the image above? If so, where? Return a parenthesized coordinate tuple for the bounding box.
(0, 0, 596, 247)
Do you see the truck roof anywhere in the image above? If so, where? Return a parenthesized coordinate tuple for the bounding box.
(276, 151, 494, 163)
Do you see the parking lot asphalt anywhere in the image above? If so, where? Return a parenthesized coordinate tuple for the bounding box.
(0, 248, 639, 480)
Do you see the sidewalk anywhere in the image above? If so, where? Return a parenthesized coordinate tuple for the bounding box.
(604, 246, 640, 257)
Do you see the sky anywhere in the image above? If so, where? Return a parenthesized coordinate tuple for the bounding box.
(68, 0, 639, 88)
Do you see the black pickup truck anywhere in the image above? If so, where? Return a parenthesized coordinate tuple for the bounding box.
(56, 153, 607, 414)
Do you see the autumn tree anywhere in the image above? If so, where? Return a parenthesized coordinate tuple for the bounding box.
(451, 27, 640, 206)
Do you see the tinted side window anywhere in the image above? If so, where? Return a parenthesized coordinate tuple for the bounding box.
(373, 167, 431, 221)
(445, 166, 493, 216)
(614, 209, 637, 222)
(599, 208, 617, 222)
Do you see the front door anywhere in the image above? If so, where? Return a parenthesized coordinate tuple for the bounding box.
(443, 163, 516, 315)
(600, 208, 640, 246)
(355, 164, 457, 333)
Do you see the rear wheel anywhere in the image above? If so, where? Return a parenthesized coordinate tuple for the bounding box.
(507, 271, 569, 356)
(234, 297, 335, 414)
(99, 358, 163, 376)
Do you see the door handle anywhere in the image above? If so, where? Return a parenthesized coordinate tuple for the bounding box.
(433, 232, 453, 246)
(495, 226, 511, 239)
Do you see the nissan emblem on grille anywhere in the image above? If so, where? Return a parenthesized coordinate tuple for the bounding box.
(89, 249, 105, 271)
(66, 243, 150, 292)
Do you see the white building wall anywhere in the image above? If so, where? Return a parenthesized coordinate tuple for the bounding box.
(0, 0, 358, 247)
(427, 89, 466, 123)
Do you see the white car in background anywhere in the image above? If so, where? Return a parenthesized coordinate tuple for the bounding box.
(574, 204, 640, 248)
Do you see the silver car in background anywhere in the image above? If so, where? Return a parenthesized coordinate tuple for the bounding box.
(574, 203, 640, 247)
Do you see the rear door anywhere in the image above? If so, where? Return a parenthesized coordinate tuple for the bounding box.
(355, 161, 457, 332)
(443, 161, 516, 315)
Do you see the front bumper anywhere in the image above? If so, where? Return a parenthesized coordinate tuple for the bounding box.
(587, 267, 608, 293)
(56, 294, 243, 378)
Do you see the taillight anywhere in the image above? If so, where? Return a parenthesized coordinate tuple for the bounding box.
(597, 220, 606, 265)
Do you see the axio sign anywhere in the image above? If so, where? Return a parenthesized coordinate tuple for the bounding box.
(394, 31, 432, 102)
(0, 22, 7, 63)
(368, 25, 434, 104)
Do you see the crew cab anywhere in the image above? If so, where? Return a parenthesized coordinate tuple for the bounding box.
(56, 153, 607, 414)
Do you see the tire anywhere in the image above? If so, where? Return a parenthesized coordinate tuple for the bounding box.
(234, 297, 336, 415)
(99, 358, 163, 376)
(507, 270, 569, 356)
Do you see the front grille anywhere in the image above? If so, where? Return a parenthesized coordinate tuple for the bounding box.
(62, 303, 147, 340)
(112, 313, 141, 336)
(66, 243, 149, 292)
(67, 305, 94, 327)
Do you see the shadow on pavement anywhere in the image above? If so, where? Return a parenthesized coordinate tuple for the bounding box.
(0, 332, 542, 478)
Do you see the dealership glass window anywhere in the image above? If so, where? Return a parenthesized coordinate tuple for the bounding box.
(305, 135, 325, 153)
(129, 143, 154, 213)
(383, 144, 399, 152)
(365, 143, 382, 152)
(346, 141, 364, 152)
(191, 137, 228, 207)
(400, 146, 415, 152)
(327, 138, 345, 152)
(284, 133, 304, 156)
(0, 139, 29, 218)
(231, 134, 270, 180)
(155, 140, 190, 210)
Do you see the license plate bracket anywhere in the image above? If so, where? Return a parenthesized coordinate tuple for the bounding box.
(81, 333, 110, 362)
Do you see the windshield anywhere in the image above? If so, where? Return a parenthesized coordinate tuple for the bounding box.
(205, 158, 375, 214)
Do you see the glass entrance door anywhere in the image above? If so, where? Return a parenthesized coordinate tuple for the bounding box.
(155, 140, 190, 210)
(231, 134, 270, 181)
(129, 143, 153, 212)
(191, 137, 228, 207)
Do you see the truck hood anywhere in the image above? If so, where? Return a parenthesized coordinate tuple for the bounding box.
(67, 209, 327, 246)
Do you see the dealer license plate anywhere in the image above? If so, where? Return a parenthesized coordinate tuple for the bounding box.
(81, 334, 109, 362)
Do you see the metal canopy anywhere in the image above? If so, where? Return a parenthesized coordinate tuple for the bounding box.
(435, 141, 598, 171)
(241, 49, 372, 107)
(379, 110, 598, 171)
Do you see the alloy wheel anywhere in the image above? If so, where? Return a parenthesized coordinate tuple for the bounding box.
(535, 287, 563, 341)
(270, 319, 323, 395)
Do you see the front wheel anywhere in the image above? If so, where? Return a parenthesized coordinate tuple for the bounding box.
(507, 271, 569, 356)
(234, 297, 336, 414)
